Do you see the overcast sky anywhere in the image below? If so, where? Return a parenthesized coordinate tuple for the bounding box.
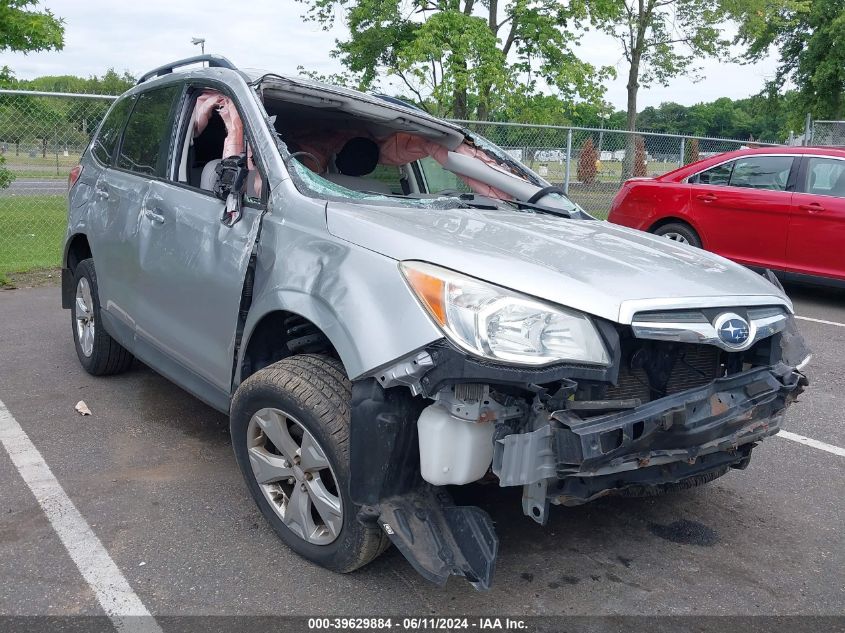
(4, 0, 780, 111)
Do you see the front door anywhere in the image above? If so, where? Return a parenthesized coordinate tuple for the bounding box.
(134, 180, 264, 402)
(687, 155, 796, 269)
(130, 87, 266, 407)
(787, 156, 845, 281)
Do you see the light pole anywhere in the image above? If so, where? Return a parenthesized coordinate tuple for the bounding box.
(191, 37, 206, 56)
(597, 112, 610, 159)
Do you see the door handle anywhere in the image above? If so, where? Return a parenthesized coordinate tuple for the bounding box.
(144, 208, 165, 224)
(94, 186, 109, 200)
(696, 193, 717, 203)
(798, 203, 825, 213)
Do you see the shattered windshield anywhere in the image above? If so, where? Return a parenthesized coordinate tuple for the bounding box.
(262, 85, 588, 218)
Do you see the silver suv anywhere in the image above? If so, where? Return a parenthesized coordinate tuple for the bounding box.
(62, 55, 810, 589)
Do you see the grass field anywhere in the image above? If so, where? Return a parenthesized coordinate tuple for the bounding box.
(0, 195, 66, 284)
(3, 153, 82, 179)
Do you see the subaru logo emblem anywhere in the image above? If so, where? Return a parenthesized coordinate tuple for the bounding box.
(714, 313, 751, 348)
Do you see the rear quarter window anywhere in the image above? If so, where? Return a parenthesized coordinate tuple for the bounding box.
(91, 97, 134, 166)
(117, 85, 181, 177)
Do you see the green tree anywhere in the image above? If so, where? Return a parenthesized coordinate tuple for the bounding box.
(297, 0, 613, 120)
(625, 92, 797, 142)
(736, 0, 845, 123)
(597, 0, 734, 135)
(0, 0, 64, 54)
(0, 0, 66, 188)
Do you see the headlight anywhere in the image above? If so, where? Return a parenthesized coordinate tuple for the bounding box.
(400, 261, 610, 366)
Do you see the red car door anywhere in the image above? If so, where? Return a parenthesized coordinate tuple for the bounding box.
(787, 156, 845, 281)
(687, 155, 796, 268)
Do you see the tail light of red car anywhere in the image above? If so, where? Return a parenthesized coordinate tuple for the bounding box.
(68, 164, 83, 192)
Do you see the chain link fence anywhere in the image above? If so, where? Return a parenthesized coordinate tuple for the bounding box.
(0, 89, 117, 282)
(457, 121, 779, 219)
(0, 89, 777, 281)
(812, 121, 845, 147)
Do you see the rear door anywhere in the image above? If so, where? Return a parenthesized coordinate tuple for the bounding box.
(98, 85, 183, 345)
(786, 156, 845, 281)
(687, 155, 796, 268)
(131, 86, 267, 408)
(83, 95, 138, 346)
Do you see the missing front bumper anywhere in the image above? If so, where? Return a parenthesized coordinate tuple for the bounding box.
(493, 362, 807, 508)
(351, 361, 806, 590)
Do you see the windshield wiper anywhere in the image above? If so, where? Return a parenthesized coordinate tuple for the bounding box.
(439, 193, 575, 217)
(509, 200, 572, 219)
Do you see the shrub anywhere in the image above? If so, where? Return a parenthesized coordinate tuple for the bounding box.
(577, 137, 598, 184)
(633, 136, 647, 177)
(684, 138, 700, 165)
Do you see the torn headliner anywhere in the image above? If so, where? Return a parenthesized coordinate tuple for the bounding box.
(256, 76, 466, 150)
(249, 72, 551, 208)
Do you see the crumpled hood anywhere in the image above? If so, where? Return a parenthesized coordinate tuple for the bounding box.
(326, 202, 791, 324)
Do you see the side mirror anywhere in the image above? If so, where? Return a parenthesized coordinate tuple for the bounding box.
(214, 153, 249, 226)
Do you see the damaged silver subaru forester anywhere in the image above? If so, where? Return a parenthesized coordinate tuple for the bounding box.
(62, 56, 810, 589)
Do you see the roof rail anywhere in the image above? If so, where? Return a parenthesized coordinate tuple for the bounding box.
(137, 55, 238, 85)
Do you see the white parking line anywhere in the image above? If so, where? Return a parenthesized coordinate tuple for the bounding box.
(0, 399, 161, 633)
(795, 315, 845, 328)
(777, 430, 845, 457)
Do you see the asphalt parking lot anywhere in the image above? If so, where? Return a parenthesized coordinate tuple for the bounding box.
(0, 282, 843, 625)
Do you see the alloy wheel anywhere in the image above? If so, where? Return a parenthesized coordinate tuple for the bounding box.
(247, 408, 343, 545)
(75, 277, 95, 357)
(662, 231, 689, 244)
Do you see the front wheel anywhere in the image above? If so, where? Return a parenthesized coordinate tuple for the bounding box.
(653, 222, 702, 248)
(230, 354, 389, 573)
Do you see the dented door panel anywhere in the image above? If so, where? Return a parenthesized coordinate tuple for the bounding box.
(237, 181, 443, 384)
(86, 167, 150, 351)
(133, 179, 263, 398)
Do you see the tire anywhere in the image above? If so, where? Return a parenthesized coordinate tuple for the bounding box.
(617, 466, 729, 498)
(71, 258, 134, 376)
(653, 222, 702, 248)
(230, 354, 390, 573)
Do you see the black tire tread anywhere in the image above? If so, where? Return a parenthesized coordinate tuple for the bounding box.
(72, 259, 134, 376)
(233, 354, 389, 571)
(653, 222, 702, 248)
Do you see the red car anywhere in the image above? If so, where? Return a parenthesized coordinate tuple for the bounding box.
(608, 146, 845, 286)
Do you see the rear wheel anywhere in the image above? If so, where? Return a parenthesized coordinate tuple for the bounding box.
(230, 354, 389, 573)
(653, 222, 702, 248)
(71, 259, 134, 376)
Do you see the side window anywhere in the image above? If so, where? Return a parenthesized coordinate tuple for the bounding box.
(417, 156, 470, 194)
(117, 86, 180, 177)
(728, 156, 793, 191)
(691, 161, 733, 185)
(91, 97, 134, 165)
(804, 157, 845, 198)
(176, 88, 265, 201)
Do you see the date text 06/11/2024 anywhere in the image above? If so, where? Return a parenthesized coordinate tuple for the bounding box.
(307, 617, 529, 630)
